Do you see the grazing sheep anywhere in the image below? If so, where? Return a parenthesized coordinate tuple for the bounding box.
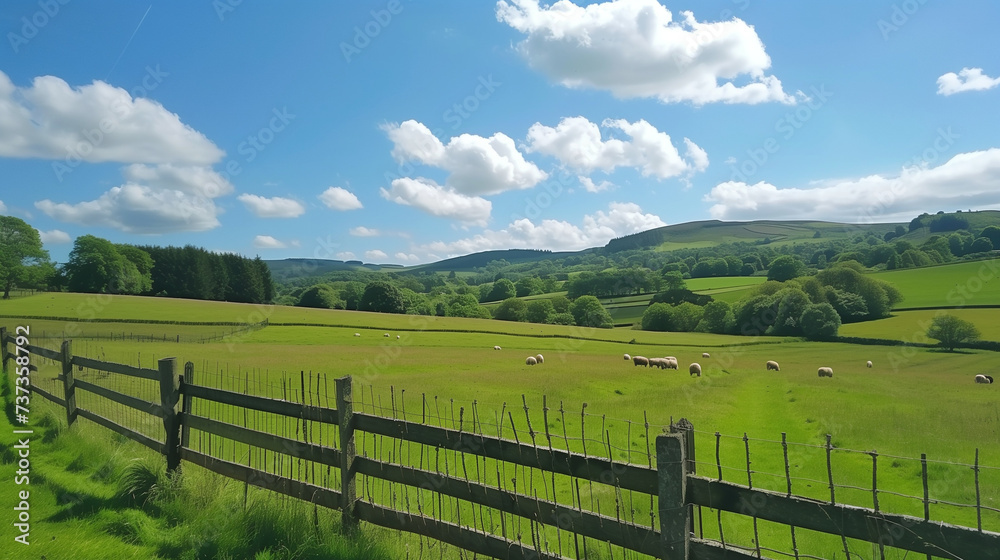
(989, 375, 996, 384)
(397, 335, 401, 339)
(648, 357, 666, 369)
(702, 352, 711, 358)
(975, 374, 991, 384)
(354, 333, 361, 337)
(817, 367, 834, 378)
(384, 333, 390, 338)
(494, 345, 502, 350)
(535, 354, 544, 364)
(766, 360, 780, 371)
(623, 353, 631, 361)
(526, 356, 537, 366)
(866, 360, 873, 368)
(689, 363, 702, 377)
(632, 356, 650, 367)
(665, 357, 678, 370)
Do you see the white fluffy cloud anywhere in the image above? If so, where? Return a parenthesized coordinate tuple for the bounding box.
(937, 68, 1000, 96)
(0, 70, 223, 164)
(253, 235, 287, 249)
(237, 194, 305, 218)
(384, 120, 547, 195)
(365, 249, 388, 261)
(39, 229, 71, 244)
(526, 117, 709, 179)
(395, 252, 420, 262)
(350, 226, 381, 237)
(337, 251, 356, 260)
(496, 0, 798, 105)
(122, 163, 233, 198)
(36, 184, 221, 233)
(380, 177, 492, 227)
(0, 200, 6, 213)
(579, 176, 614, 193)
(319, 186, 363, 210)
(704, 148, 1000, 222)
(423, 201, 664, 254)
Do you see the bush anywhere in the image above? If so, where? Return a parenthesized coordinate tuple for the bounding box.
(799, 303, 841, 339)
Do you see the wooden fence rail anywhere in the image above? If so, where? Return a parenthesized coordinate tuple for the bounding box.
(3, 328, 999, 560)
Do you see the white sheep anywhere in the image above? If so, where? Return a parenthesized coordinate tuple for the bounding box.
(818, 367, 834, 378)
(384, 333, 390, 337)
(689, 363, 702, 377)
(648, 357, 666, 369)
(623, 353, 631, 361)
(766, 360, 780, 371)
(397, 335, 401, 339)
(494, 345, 502, 350)
(535, 354, 544, 364)
(632, 356, 650, 367)
(975, 374, 992, 384)
(525, 356, 538, 366)
(702, 352, 711, 358)
(866, 360, 873, 368)
(354, 333, 361, 337)
(665, 357, 678, 369)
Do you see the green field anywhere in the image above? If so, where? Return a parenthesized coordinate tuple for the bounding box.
(871, 258, 1000, 308)
(840, 308, 1000, 342)
(4, 292, 999, 558)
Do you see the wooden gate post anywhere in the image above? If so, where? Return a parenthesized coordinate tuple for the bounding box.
(60, 340, 78, 426)
(335, 376, 358, 532)
(657, 432, 690, 560)
(158, 357, 181, 473)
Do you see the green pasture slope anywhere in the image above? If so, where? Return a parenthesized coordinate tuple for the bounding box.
(840, 308, 1000, 342)
(603, 276, 766, 325)
(871, 257, 1000, 308)
(3, 292, 999, 558)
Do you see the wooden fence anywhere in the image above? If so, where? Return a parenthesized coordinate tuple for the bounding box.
(3, 327, 998, 560)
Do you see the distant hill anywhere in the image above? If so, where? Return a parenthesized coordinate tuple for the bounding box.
(406, 249, 586, 273)
(264, 258, 391, 282)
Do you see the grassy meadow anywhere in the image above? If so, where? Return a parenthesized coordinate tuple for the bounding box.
(3, 287, 999, 559)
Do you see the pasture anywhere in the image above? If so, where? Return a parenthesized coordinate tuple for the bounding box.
(4, 292, 1000, 558)
(840, 308, 1000, 342)
(871, 257, 1000, 308)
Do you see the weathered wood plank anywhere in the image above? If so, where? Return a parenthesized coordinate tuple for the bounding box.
(72, 355, 159, 380)
(354, 456, 660, 556)
(658, 433, 689, 560)
(30, 382, 66, 407)
(336, 376, 357, 532)
(179, 448, 341, 509)
(690, 539, 772, 560)
(27, 343, 61, 362)
(687, 476, 1000, 559)
(185, 414, 340, 466)
(74, 378, 163, 418)
(355, 500, 570, 560)
(184, 383, 339, 424)
(75, 407, 165, 454)
(354, 412, 657, 494)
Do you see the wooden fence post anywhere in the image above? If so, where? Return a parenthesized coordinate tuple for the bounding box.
(657, 432, 689, 560)
(0, 327, 8, 373)
(671, 418, 697, 538)
(180, 362, 195, 450)
(159, 357, 181, 473)
(336, 376, 357, 532)
(60, 340, 78, 426)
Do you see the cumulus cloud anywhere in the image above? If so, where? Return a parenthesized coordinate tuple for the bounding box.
(579, 176, 614, 193)
(350, 226, 381, 237)
(253, 235, 287, 249)
(395, 252, 420, 262)
(937, 68, 1000, 96)
(496, 0, 798, 105)
(384, 120, 547, 195)
(39, 229, 71, 244)
(423, 201, 664, 254)
(0, 200, 6, 213)
(337, 251, 356, 260)
(380, 177, 492, 227)
(0, 70, 223, 164)
(704, 148, 1000, 222)
(36, 184, 221, 233)
(122, 163, 233, 198)
(365, 249, 388, 261)
(237, 194, 305, 218)
(526, 117, 709, 179)
(319, 186, 363, 210)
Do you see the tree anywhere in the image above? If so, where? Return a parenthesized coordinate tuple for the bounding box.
(769, 288, 810, 335)
(360, 280, 406, 314)
(550, 295, 571, 313)
(979, 225, 1000, 248)
(116, 245, 154, 294)
(641, 303, 673, 331)
(494, 298, 528, 322)
(766, 255, 805, 282)
(526, 299, 554, 324)
(0, 217, 50, 299)
(64, 235, 126, 294)
(696, 300, 735, 334)
(515, 276, 544, 297)
(570, 295, 613, 328)
(926, 314, 980, 351)
(799, 303, 841, 339)
(296, 284, 340, 309)
(970, 237, 994, 254)
(661, 271, 686, 292)
(485, 278, 516, 302)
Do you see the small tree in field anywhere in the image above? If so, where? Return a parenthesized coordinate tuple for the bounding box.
(926, 314, 980, 351)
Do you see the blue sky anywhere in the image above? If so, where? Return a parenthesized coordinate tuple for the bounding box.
(2, 0, 999, 265)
